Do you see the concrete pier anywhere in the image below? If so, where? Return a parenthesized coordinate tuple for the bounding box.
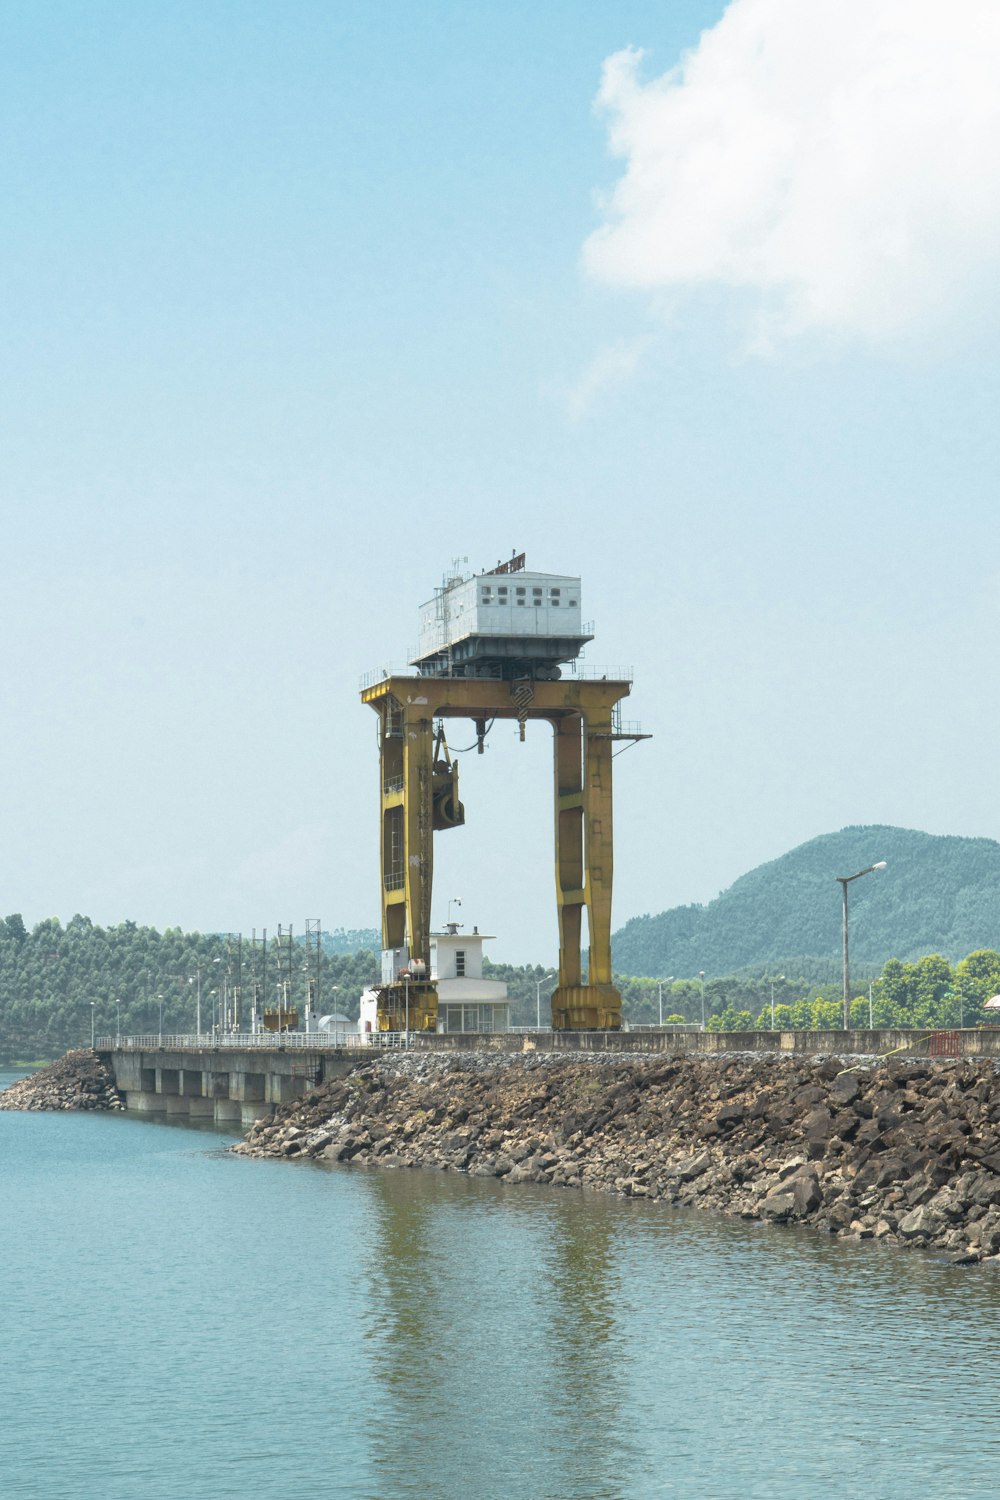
(104, 1043, 357, 1127)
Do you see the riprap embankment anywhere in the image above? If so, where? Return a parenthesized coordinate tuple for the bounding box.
(0, 1050, 123, 1111)
(232, 1050, 1000, 1265)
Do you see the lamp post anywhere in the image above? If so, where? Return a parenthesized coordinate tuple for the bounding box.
(189, 964, 205, 1041)
(90, 1001, 96, 1049)
(536, 972, 555, 1030)
(657, 977, 675, 1027)
(770, 975, 785, 1031)
(404, 973, 411, 1048)
(836, 862, 887, 1029)
(157, 993, 163, 1043)
(699, 971, 706, 1030)
(115, 998, 121, 1044)
(301, 963, 313, 1034)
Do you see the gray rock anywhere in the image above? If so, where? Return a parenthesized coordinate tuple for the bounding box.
(830, 1072, 862, 1106)
(898, 1204, 944, 1239)
(760, 1190, 797, 1221)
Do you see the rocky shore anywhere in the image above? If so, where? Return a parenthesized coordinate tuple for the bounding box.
(0, 1050, 124, 1111)
(233, 1050, 1000, 1266)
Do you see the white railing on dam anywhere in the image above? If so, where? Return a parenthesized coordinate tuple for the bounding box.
(95, 1032, 407, 1051)
(94, 1026, 1000, 1059)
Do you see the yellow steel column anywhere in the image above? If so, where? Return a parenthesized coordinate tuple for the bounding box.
(551, 715, 584, 1027)
(581, 704, 620, 1026)
(550, 690, 622, 1031)
(378, 695, 406, 953)
(400, 701, 438, 1030)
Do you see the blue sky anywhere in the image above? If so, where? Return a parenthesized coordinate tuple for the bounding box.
(1, 1, 998, 965)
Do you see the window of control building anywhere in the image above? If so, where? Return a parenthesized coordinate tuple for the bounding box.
(455, 950, 466, 976)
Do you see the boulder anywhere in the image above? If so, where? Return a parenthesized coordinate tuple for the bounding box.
(898, 1204, 945, 1239)
(830, 1072, 862, 1106)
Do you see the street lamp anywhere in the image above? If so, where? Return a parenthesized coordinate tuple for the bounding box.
(836, 862, 887, 1029)
(157, 993, 164, 1043)
(536, 973, 555, 1030)
(770, 975, 785, 1031)
(301, 963, 314, 1034)
(699, 972, 706, 1030)
(657, 977, 675, 1027)
(189, 964, 206, 1040)
(90, 1001, 96, 1049)
(115, 998, 121, 1044)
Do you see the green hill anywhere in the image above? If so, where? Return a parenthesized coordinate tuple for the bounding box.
(612, 825, 1000, 978)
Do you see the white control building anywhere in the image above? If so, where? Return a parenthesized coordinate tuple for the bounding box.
(411, 558, 590, 678)
(358, 923, 510, 1036)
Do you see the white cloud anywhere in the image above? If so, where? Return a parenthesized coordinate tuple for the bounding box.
(563, 335, 652, 421)
(583, 0, 1000, 348)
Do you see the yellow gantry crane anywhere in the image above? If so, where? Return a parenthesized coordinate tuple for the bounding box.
(361, 553, 648, 1033)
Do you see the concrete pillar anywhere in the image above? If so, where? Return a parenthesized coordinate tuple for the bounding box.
(156, 1067, 181, 1096)
(126, 1090, 168, 1113)
(241, 1101, 272, 1127)
(214, 1099, 241, 1124)
(229, 1071, 265, 1102)
(266, 1073, 300, 1105)
(203, 1070, 230, 1098)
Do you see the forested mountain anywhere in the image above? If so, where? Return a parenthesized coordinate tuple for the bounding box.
(612, 826, 1000, 978)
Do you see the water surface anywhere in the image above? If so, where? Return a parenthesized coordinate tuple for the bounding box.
(2, 1067, 997, 1499)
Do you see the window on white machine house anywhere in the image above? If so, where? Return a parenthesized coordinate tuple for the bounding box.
(455, 950, 466, 977)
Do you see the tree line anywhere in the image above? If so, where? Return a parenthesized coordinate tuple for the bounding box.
(3, 910, 999, 1059)
(0, 914, 382, 1060)
(631, 951, 1000, 1033)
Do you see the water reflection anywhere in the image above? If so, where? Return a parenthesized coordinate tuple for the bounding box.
(9, 1103, 1000, 1500)
(358, 1169, 546, 1498)
(356, 1169, 1000, 1500)
(358, 1171, 665, 1500)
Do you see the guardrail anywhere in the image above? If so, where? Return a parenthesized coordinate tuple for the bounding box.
(564, 663, 634, 681)
(359, 661, 636, 690)
(95, 1032, 410, 1051)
